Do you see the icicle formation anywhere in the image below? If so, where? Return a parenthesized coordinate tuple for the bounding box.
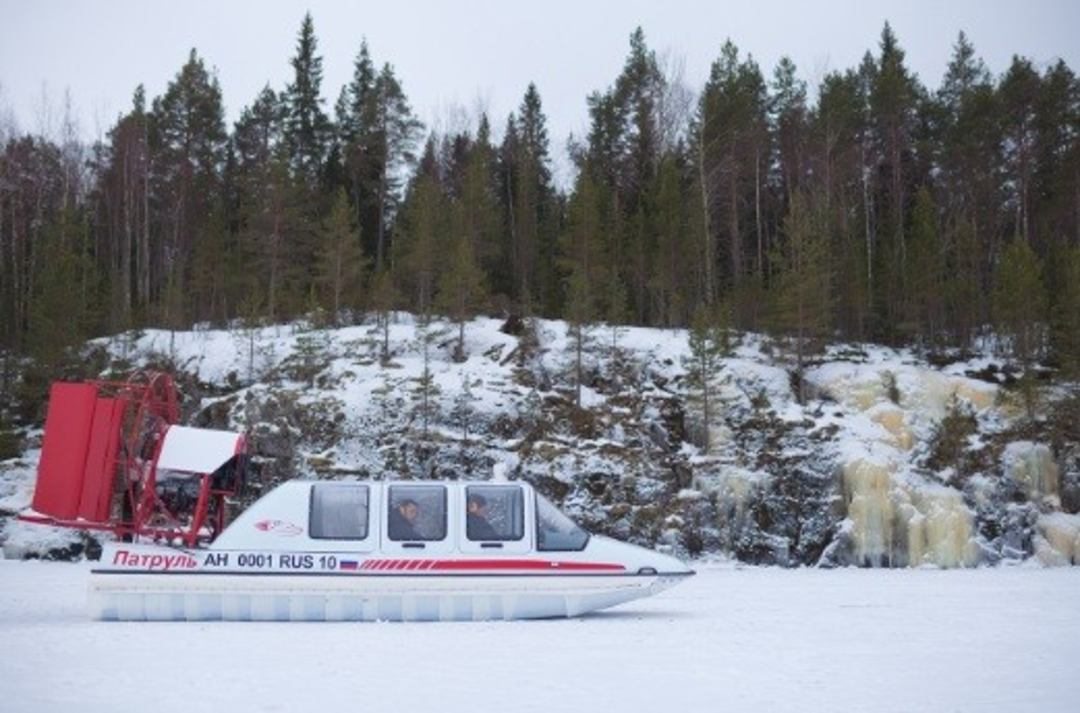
(1004, 442, 1060, 499)
(842, 459, 980, 568)
(844, 460, 896, 566)
(813, 363, 996, 568)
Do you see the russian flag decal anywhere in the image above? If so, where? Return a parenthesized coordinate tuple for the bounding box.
(340, 560, 359, 571)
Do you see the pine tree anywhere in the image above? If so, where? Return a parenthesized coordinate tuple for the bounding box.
(683, 303, 731, 451)
(649, 154, 691, 327)
(943, 217, 982, 348)
(461, 115, 503, 290)
(771, 56, 809, 206)
(612, 27, 666, 296)
(770, 192, 832, 402)
(234, 87, 284, 173)
(450, 375, 481, 470)
(613, 27, 664, 203)
(97, 86, 153, 329)
(868, 23, 923, 340)
(232, 86, 300, 320)
(370, 63, 424, 271)
(234, 290, 265, 385)
(316, 188, 368, 321)
(583, 28, 675, 324)
(698, 40, 770, 314)
(602, 238, 631, 347)
(26, 209, 93, 365)
(904, 186, 945, 348)
(291, 320, 331, 388)
(993, 237, 1046, 365)
(559, 163, 606, 406)
(501, 84, 556, 314)
(283, 13, 331, 187)
(337, 41, 376, 148)
(369, 269, 401, 363)
(627, 203, 650, 324)
(189, 205, 230, 324)
(999, 57, 1041, 245)
(436, 226, 485, 362)
(1032, 60, 1080, 251)
(335, 42, 380, 254)
(151, 48, 227, 327)
(564, 269, 594, 410)
(937, 33, 1000, 347)
(812, 69, 871, 340)
(939, 31, 999, 226)
(559, 167, 605, 314)
(1047, 245, 1080, 377)
(410, 322, 442, 439)
(396, 168, 445, 317)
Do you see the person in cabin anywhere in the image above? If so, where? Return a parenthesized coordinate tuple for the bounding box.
(466, 493, 499, 540)
(389, 498, 421, 540)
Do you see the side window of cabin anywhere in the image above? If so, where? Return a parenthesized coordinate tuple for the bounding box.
(536, 494, 590, 551)
(465, 485, 524, 541)
(310, 483, 369, 540)
(387, 485, 447, 541)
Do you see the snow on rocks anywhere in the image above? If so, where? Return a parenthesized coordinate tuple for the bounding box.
(0, 456, 83, 560)
(3, 314, 1077, 569)
(799, 347, 1048, 568)
(1036, 512, 1080, 565)
(694, 466, 769, 544)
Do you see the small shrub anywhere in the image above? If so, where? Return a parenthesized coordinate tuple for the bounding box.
(882, 370, 901, 405)
(0, 428, 21, 460)
(926, 395, 979, 476)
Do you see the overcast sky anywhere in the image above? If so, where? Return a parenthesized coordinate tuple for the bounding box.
(2, 0, 1078, 180)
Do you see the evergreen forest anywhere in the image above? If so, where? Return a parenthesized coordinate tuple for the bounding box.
(2, 16, 1079, 381)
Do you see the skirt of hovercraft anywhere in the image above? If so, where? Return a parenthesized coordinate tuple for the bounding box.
(88, 573, 685, 621)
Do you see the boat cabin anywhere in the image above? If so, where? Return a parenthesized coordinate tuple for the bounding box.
(213, 480, 590, 556)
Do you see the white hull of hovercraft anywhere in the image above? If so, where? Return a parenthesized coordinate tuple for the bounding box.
(89, 571, 690, 621)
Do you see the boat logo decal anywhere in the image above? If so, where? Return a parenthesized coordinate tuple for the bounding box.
(254, 519, 303, 536)
(110, 549, 199, 570)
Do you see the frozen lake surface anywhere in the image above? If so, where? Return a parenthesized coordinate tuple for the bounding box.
(2, 561, 1078, 713)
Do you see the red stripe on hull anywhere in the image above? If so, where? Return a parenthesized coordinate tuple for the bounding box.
(355, 559, 625, 572)
(430, 559, 625, 572)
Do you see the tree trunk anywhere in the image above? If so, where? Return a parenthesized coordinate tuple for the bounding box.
(268, 210, 280, 319)
(574, 324, 583, 409)
(122, 142, 133, 324)
(697, 120, 714, 306)
(140, 135, 151, 309)
(729, 163, 740, 288)
(382, 312, 389, 362)
(376, 166, 387, 272)
(701, 351, 711, 452)
(862, 142, 873, 309)
(755, 148, 763, 283)
(458, 317, 466, 362)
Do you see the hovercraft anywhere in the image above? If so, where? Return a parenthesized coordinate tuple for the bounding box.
(19, 372, 693, 621)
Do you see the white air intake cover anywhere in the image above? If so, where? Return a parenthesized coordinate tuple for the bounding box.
(155, 425, 243, 474)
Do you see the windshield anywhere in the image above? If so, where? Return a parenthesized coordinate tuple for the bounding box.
(535, 494, 589, 551)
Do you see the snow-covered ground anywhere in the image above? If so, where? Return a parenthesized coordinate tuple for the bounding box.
(2, 561, 1077, 713)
